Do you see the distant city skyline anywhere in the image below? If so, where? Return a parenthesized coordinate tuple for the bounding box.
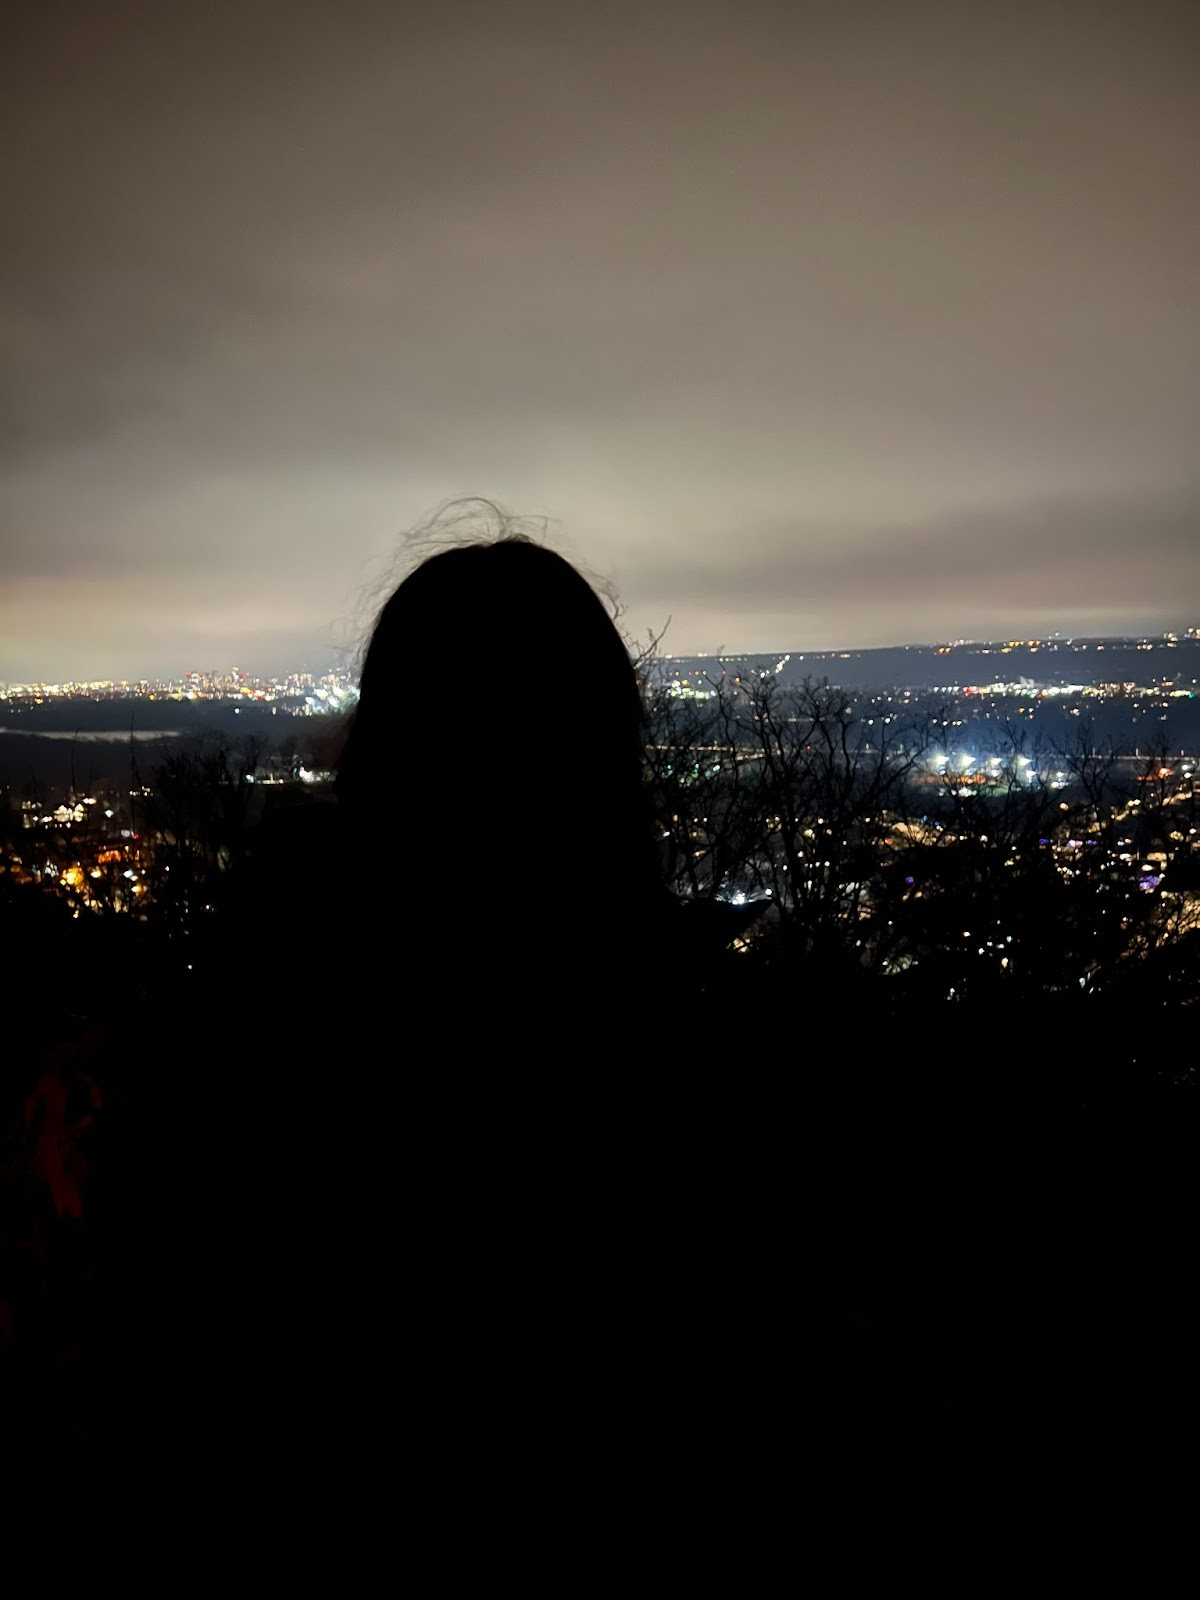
(4, 2, 1197, 682)
(6, 603, 1200, 686)
(4, 622, 1198, 694)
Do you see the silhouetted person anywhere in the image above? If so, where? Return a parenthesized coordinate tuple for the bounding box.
(322, 533, 696, 1454)
(58, 518, 769, 1517)
(94, 521, 726, 1502)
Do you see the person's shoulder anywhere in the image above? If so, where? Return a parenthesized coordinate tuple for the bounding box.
(251, 789, 343, 857)
(238, 791, 344, 899)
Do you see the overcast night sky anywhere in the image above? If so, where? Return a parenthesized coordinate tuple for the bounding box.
(2, 0, 1198, 681)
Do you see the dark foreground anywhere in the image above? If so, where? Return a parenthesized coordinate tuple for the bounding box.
(2, 924, 1196, 1504)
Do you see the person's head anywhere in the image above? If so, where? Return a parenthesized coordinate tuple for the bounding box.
(338, 509, 659, 920)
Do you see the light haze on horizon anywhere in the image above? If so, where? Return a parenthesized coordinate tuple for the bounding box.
(2, 0, 1198, 681)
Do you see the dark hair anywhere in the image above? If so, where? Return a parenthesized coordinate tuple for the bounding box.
(338, 526, 662, 958)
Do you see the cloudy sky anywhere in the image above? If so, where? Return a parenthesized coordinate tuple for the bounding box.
(2, 0, 1197, 680)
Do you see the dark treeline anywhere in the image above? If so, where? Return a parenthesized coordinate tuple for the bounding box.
(645, 673, 1198, 1080)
